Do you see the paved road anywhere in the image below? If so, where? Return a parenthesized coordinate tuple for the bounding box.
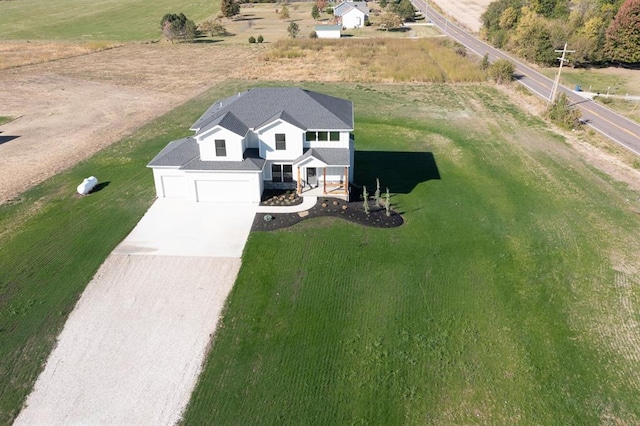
(412, 0, 640, 156)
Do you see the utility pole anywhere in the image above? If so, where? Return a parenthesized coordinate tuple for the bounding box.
(549, 42, 575, 103)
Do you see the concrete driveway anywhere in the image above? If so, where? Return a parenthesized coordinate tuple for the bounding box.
(15, 199, 258, 425)
(114, 198, 258, 258)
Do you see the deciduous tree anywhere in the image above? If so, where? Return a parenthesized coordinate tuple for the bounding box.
(287, 21, 300, 38)
(279, 4, 291, 20)
(220, 0, 241, 19)
(160, 13, 198, 42)
(605, 0, 640, 63)
(312, 4, 321, 20)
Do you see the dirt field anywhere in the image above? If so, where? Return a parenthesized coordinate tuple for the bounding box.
(431, 0, 492, 31)
(0, 43, 257, 203)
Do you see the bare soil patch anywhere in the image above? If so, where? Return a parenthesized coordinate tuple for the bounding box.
(0, 43, 255, 203)
(431, 0, 493, 32)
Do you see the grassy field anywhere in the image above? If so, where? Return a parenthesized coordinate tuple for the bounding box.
(1, 82, 640, 424)
(0, 0, 217, 41)
(0, 117, 11, 126)
(180, 84, 640, 424)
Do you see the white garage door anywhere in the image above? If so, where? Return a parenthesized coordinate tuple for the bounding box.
(161, 176, 187, 198)
(195, 179, 256, 203)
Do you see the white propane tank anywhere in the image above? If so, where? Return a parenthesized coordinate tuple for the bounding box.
(77, 176, 98, 195)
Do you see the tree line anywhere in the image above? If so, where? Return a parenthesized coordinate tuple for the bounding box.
(481, 0, 640, 65)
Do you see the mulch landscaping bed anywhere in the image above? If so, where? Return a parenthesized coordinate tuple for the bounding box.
(251, 197, 404, 232)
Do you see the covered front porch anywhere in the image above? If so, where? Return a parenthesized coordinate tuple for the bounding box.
(293, 149, 351, 201)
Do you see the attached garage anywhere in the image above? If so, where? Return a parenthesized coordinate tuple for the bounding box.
(194, 178, 256, 203)
(160, 175, 187, 199)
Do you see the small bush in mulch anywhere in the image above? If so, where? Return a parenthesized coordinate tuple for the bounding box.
(251, 197, 403, 231)
(260, 189, 302, 207)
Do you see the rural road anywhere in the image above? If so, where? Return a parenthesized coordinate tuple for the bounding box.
(414, 0, 640, 156)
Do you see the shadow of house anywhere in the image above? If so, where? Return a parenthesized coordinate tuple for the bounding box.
(354, 151, 440, 194)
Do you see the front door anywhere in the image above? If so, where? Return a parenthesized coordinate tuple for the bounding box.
(307, 168, 317, 187)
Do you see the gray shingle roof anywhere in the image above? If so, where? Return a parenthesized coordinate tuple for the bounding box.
(293, 148, 351, 166)
(147, 138, 264, 171)
(182, 149, 265, 171)
(198, 111, 248, 137)
(334, 1, 369, 16)
(191, 88, 353, 134)
(147, 137, 198, 168)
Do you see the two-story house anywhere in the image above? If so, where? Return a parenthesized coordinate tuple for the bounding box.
(148, 87, 354, 203)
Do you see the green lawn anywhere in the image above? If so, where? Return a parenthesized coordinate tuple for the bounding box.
(182, 85, 640, 423)
(0, 117, 12, 126)
(0, 0, 217, 41)
(1, 82, 640, 425)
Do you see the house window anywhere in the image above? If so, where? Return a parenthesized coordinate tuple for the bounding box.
(271, 164, 293, 182)
(275, 134, 286, 150)
(330, 131, 340, 141)
(318, 131, 328, 141)
(215, 139, 226, 157)
(305, 131, 317, 141)
(283, 165, 293, 182)
(272, 164, 282, 182)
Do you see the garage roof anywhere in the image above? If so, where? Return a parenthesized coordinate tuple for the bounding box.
(147, 138, 264, 171)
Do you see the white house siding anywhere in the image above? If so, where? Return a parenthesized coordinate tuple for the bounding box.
(316, 29, 341, 39)
(246, 130, 259, 149)
(325, 166, 347, 182)
(342, 9, 367, 28)
(197, 127, 244, 162)
(153, 169, 262, 203)
(153, 169, 187, 199)
(258, 120, 304, 162)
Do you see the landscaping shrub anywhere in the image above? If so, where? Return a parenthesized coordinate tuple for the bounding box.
(257, 34, 264, 43)
(248, 35, 256, 43)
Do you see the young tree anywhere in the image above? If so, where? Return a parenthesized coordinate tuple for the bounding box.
(481, 52, 491, 69)
(279, 4, 291, 20)
(545, 93, 582, 129)
(160, 13, 198, 42)
(220, 0, 241, 20)
(385, 188, 391, 217)
(374, 178, 381, 207)
(363, 186, 369, 214)
(312, 4, 321, 20)
(378, 9, 403, 30)
(397, 0, 416, 21)
(605, 0, 640, 63)
(488, 59, 515, 83)
(287, 21, 300, 38)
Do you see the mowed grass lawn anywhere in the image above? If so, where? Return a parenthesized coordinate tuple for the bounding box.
(183, 86, 640, 423)
(1, 82, 639, 424)
(0, 0, 217, 41)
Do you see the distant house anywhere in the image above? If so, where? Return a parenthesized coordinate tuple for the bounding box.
(148, 88, 355, 203)
(334, 1, 369, 29)
(315, 24, 342, 39)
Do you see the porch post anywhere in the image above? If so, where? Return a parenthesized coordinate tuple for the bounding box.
(297, 167, 301, 194)
(344, 167, 349, 196)
(323, 168, 327, 194)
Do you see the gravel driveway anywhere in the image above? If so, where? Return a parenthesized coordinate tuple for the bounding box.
(15, 201, 258, 425)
